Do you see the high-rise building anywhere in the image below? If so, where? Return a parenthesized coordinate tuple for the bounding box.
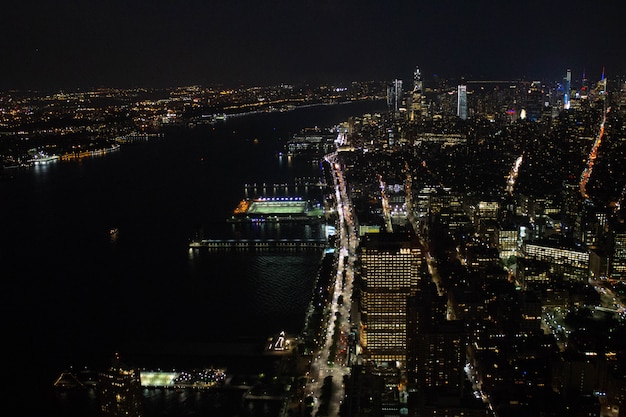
(413, 67, 423, 95)
(359, 232, 422, 364)
(387, 79, 403, 113)
(564, 69, 572, 109)
(457, 85, 467, 120)
(611, 222, 626, 280)
(410, 67, 424, 120)
(525, 81, 544, 121)
(98, 353, 143, 417)
(406, 279, 447, 385)
(407, 282, 470, 414)
(589, 68, 608, 103)
(523, 238, 590, 282)
(580, 69, 589, 100)
(415, 320, 467, 395)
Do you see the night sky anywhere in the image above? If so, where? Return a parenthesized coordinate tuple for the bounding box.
(2, 0, 625, 91)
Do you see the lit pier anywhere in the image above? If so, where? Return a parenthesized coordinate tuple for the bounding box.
(189, 238, 327, 252)
(229, 196, 325, 223)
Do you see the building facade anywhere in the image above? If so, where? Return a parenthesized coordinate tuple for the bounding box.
(98, 354, 143, 417)
(359, 232, 422, 364)
(457, 85, 468, 120)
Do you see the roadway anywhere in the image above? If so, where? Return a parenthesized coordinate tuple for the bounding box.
(303, 152, 359, 417)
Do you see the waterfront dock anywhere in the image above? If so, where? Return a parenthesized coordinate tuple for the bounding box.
(189, 238, 328, 252)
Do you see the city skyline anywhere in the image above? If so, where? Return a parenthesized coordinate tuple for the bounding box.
(4, 2, 626, 412)
(4, 64, 626, 415)
(2, 0, 625, 91)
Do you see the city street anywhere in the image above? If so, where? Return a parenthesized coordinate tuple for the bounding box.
(303, 153, 359, 417)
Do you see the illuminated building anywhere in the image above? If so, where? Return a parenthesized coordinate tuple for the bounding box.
(387, 79, 403, 113)
(359, 232, 422, 364)
(610, 224, 626, 280)
(525, 81, 545, 121)
(415, 320, 466, 395)
(413, 133, 467, 146)
(580, 69, 589, 100)
(410, 67, 424, 120)
(564, 69, 572, 109)
(98, 354, 143, 417)
(561, 181, 583, 232)
(407, 283, 473, 414)
(591, 68, 608, 103)
(523, 238, 589, 281)
(600, 67, 607, 96)
(457, 85, 467, 120)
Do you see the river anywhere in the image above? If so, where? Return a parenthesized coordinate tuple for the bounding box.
(1, 99, 387, 416)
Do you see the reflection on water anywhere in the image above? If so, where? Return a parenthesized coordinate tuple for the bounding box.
(4, 99, 388, 417)
(53, 386, 282, 417)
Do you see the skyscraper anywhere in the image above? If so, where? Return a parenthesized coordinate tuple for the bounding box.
(457, 85, 467, 120)
(600, 67, 607, 97)
(387, 79, 403, 113)
(359, 232, 422, 364)
(611, 222, 626, 280)
(415, 320, 467, 395)
(98, 353, 143, 417)
(410, 67, 424, 120)
(525, 81, 544, 121)
(564, 69, 572, 109)
(580, 69, 589, 100)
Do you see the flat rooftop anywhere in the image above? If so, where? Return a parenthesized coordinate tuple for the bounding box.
(234, 197, 308, 215)
(248, 200, 308, 215)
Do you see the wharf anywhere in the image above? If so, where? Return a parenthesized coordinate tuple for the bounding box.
(189, 238, 327, 252)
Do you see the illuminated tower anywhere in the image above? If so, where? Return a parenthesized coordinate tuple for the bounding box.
(359, 232, 422, 364)
(526, 81, 544, 121)
(457, 85, 467, 120)
(590, 67, 608, 104)
(600, 67, 607, 97)
(611, 223, 626, 280)
(564, 68, 572, 109)
(580, 69, 589, 100)
(98, 353, 143, 417)
(410, 67, 424, 120)
(387, 79, 403, 112)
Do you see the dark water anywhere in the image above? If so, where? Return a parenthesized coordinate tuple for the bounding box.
(1, 100, 386, 416)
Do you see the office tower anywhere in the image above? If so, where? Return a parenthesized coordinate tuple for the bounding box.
(98, 353, 143, 417)
(415, 320, 466, 395)
(564, 69, 572, 109)
(561, 181, 583, 225)
(457, 85, 467, 120)
(611, 222, 626, 280)
(588, 68, 608, 105)
(410, 67, 424, 120)
(523, 238, 590, 282)
(580, 69, 589, 99)
(359, 232, 422, 364)
(407, 282, 469, 413)
(387, 79, 403, 112)
(525, 81, 544, 121)
(413, 67, 423, 95)
(406, 279, 447, 385)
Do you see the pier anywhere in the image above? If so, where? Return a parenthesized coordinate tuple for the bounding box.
(189, 238, 328, 252)
(243, 177, 326, 199)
